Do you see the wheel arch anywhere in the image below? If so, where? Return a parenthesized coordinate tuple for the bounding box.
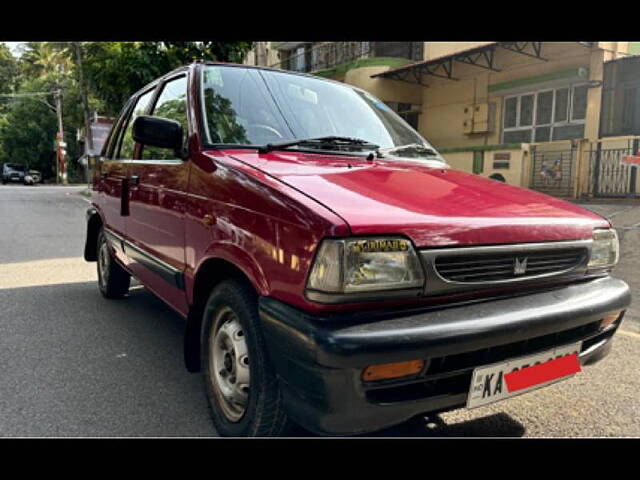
(184, 254, 264, 373)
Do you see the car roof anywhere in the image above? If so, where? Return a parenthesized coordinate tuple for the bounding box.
(130, 61, 353, 100)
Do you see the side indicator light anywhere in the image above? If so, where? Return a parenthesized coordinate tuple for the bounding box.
(362, 360, 424, 382)
(600, 310, 622, 330)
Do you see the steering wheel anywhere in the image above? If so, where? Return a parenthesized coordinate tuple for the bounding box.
(247, 124, 284, 142)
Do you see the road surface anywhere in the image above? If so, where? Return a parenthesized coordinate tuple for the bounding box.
(0, 184, 638, 436)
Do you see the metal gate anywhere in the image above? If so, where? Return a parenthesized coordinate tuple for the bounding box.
(530, 146, 575, 198)
(589, 140, 640, 198)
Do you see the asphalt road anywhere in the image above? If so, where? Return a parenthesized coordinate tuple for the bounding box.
(0, 184, 638, 437)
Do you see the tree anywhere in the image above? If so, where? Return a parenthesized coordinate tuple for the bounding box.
(0, 44, 19, 114)
(19, 42, 72, 79)
(0, 44, 19, 92)
(0, 41, 254, 181)
(82, 42, 253, 116)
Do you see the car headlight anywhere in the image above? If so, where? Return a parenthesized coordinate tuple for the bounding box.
(307, 237, 425, 296)
(588, 228, 619, 270)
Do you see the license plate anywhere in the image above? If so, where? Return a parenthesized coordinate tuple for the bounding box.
(466, 342, 582, 409)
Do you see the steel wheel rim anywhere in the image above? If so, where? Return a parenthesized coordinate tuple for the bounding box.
(209, 306, 250, 422)
(98, 239, 110, 288)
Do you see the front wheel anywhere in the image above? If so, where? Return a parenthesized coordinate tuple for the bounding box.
(96, 229, 131, 299)
(201, 279, 295, 436)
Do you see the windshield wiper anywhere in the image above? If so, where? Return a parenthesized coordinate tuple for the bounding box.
(257, 136, 379, 154)
(378, 143, 440, 158)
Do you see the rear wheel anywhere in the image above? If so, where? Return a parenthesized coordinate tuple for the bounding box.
(96, 229, 130, 299)
(202, 279, 294, 436)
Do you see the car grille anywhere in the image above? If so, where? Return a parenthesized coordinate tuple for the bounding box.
(434, 247, 587, 283)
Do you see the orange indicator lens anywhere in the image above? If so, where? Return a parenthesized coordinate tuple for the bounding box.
(362, 360, 425, 382)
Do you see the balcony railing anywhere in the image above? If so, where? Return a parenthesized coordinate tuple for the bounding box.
(271, 42, 423, 74)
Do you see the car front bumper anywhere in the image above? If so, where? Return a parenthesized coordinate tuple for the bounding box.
(259, 276, 631, 435)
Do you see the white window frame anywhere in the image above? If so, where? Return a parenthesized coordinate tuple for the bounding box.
(501, 83, 587, 143)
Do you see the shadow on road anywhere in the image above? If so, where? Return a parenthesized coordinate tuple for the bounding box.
(0, 277, 527, 437)
(357, 412, 525, 437)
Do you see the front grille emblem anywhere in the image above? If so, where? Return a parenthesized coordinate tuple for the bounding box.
(514, 257, 528, 275)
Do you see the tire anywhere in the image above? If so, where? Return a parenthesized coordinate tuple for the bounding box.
(96, 229, 131, 299)
(201, 279, 295, 436)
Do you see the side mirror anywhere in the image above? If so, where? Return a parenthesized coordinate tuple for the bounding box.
(132, 115, 185, 158)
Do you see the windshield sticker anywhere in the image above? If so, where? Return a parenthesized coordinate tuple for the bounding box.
(287, 83, 318, 104)
(204, 67, 224, 88)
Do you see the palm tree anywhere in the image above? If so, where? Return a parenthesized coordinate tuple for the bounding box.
(21, 42, 72, 78)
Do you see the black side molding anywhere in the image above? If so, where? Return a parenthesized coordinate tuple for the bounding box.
(122, 240, 185, 291)
(103, 228, 185, 291)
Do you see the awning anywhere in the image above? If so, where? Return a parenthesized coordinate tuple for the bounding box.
(371, 42, 596, 85)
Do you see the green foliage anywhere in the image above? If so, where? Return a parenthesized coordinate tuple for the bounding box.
(0, 76, 58, 175)
(0, 41, 253, 180)
(82, 42, 254, 116)
(0, 44, 19, 114)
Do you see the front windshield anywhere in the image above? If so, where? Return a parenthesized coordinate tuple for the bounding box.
(6, 163, 25, 171)
(200, 65, 443, 160)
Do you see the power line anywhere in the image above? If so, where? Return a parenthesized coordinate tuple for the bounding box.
(0, 91, 53, 98)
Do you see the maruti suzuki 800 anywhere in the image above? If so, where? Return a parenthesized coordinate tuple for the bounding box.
(84, 62, 631, 436)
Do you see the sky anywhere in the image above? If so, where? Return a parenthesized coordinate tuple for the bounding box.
(4, 42, 25, 57)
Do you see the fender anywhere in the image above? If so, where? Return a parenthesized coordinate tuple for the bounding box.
(183, 242, 270, 373)
(187, 241, 270, 304)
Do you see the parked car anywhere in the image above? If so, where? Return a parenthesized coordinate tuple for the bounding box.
(2, 163, 26, 184)
(84, 63, 631, 436)
(24, 170, 41, 185)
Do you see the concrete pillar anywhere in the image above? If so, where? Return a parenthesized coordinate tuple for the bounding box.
(584, 48, 604, 142)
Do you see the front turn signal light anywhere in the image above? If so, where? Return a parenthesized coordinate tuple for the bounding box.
(362, 360, 425, 382)
(600, 310, 622, 330)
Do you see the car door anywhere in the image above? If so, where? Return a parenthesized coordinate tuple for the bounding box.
(96, 97, 137, 245)
(125, 73, 190, 315)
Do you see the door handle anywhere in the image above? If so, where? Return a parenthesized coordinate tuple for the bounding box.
(121, 178, 130, 217)
(129, 175, 140, 185)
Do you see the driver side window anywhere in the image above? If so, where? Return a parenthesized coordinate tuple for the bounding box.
(142, 75, 188, 160)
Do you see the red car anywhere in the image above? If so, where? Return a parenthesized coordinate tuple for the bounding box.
(84, 62, 630, 436)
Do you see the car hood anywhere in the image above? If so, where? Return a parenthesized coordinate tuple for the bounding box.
(224, 150, 609, 248)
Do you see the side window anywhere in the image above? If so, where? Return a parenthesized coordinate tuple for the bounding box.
(117, 88, 156, 159)
(142, 75, 188, 160)
(102, 99, 133, 159)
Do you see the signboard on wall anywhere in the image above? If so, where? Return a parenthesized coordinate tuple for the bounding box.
(493, 152, 510, 170)
(621, 152, 640, 165)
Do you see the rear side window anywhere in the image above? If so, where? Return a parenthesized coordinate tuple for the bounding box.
(142, 75, 188, 160)
(117, 88, 156, 159)
(102, 98, 133, 159)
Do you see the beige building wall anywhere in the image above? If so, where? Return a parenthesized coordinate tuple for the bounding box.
(418, 43, 597, 150)
(342, 66, 422, 104)
(423, 42, 495, 60)
(244, 42, 281, 67)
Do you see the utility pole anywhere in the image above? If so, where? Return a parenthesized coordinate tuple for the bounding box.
(53, 86, 65, 184)
(73, 42, 93, 185)
(256, 42, 268, 66)
(73, 43, 92, 154)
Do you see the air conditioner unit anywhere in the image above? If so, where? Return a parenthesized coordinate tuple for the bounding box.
(463, 102, 496, 134)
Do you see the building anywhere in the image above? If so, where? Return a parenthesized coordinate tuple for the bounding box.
(247, 41, 640, 199)
(77, 114, 115, 182)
